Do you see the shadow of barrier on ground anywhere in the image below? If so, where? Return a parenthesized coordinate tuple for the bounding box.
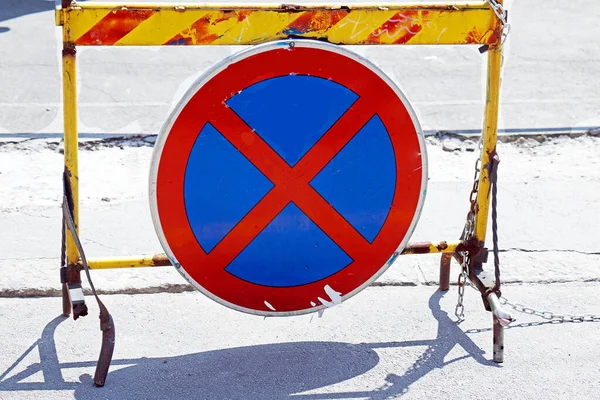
(0, 0, 56, 32)
(1, 290, 503, 399)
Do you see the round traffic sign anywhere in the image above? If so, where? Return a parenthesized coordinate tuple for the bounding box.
(150, 40, 427, 316)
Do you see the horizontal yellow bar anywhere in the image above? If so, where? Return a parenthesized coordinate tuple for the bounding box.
(85, 241, 470, 269)
(87, 254, 171, 269)
(401, 241, 470, 255)
(59, 2, 501, 46)
(61, 2, 496, 11)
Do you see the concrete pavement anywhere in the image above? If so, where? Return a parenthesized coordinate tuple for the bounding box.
(1, 284, 599, 399)
(2, 135, 600, 296)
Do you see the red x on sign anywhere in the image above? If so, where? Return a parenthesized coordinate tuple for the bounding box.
(151, 41, 427, 316)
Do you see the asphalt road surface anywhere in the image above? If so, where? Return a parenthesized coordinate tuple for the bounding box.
(1, 285, 600, 400)
(0, 0, 599, 137)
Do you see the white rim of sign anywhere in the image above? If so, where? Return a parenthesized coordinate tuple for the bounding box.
(149, 39, 429, 317)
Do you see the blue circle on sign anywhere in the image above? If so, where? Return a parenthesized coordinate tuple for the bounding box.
(183, 74, 396, 287)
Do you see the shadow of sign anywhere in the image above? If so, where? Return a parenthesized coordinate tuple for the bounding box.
(0, 291, 501, 399)
(0, 0, 61, 34)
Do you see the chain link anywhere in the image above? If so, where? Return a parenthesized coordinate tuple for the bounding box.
(454, 138, 483, 322)
(499, 297, 600, 323)
(485, 0, 511, 44)
(455, 270, 467, 322)
(486, 0, 507, 22)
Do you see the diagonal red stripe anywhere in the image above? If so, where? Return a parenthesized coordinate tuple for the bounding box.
(206, 99, 377, 264)
(291, 184, 372, 261)
(165, 15, 218, 45)
(293, 95, 376, 178)
(205, 186, 290, 270)
(209, 104, 292, 185)
(76, 9, 155, 45)
(366, 11, 424, 44)
(284, 9, 349, 36)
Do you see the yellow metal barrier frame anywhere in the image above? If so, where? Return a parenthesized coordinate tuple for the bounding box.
(56, 1, 503, 271)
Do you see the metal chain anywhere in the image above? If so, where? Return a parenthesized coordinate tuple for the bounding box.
(455, 269, 467, 322)
(489, 152, 501, 293)
(455, 139, 483, 322)
(455, 1, 509, 322)
(455, 136, 600, 325)
(499, 297, 600, 323)
(486, 0, 511, 44)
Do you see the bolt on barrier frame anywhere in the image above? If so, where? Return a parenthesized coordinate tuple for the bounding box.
(55, 0, 510, 368)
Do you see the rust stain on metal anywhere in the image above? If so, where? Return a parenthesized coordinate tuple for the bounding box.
(482, 146, 498, 176)
(366, 10, 426, 44)
(151, 254, 172, 266)
(62, 42, 76, 57)
(465, 26, 487, 44)
(436, 241, 449, 251)
(285, 9, 348, 35)
(402, 239, 480, 254)
(456, 238, 481, 253)
(66, 263, 82, 284)
(403, 242, 435, 254)
(211, 10, 252, 24)
(72, 303, 88, 320)
(398, 4, 482, 11)
(465, 21, 501, 45)
(279, 4, 303, 12)
(439, 253, 452, 291)
(235, 10, 254, 22)
(168, 15, 218, 45)
(489, 24, 502, 45)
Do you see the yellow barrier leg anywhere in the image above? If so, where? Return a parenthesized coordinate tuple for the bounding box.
(62, 42, 84, 318)
(474, 43, 507, 363)
(475, 45, 502, 242)
(63, 46, 79, 263)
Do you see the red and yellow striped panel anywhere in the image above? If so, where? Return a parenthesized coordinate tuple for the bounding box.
(59, 3, 501, 46)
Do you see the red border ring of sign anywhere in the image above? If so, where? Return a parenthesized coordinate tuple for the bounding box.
(149, 39, 429, 317)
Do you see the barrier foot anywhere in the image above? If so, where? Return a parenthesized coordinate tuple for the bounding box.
(492, 314, 504, 363)
(439, 253, 452, 291)
(94, 311, 115, 386)
(61, 282, 71, 316)
(487, 292, 514, 363)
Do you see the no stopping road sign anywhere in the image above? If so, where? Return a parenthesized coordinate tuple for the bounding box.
(150, 40, 427, 316)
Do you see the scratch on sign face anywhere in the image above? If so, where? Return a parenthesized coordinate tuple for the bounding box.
(264, 300, 276, 311)
(317, 284, 343, 307)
